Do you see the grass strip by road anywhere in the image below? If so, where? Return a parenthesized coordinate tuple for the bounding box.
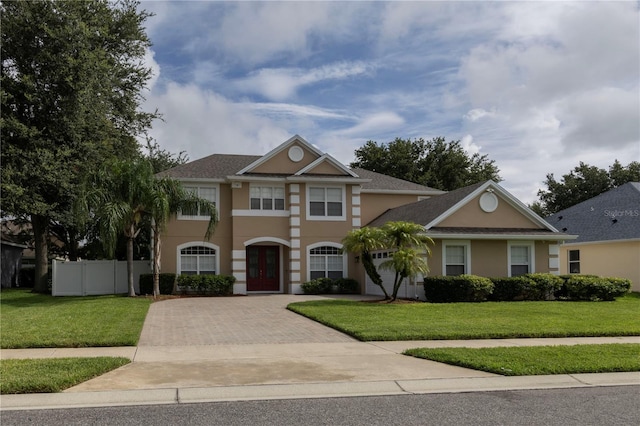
(287, 293, 640, 341)
(1, 289, 151, 349)
(404, 344, 640, 376)
(0, 357, 130, 394)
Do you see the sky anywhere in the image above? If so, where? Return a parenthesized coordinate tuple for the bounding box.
(138, 1, 639, 204)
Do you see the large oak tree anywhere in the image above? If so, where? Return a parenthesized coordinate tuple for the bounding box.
(1, 0, 157, 292)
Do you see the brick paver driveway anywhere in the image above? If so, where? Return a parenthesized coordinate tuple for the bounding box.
(138, 295, 356, 346)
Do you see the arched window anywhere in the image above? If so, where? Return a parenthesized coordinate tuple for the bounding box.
(179, 244, 217, 275)
(308, 244, 344, 280)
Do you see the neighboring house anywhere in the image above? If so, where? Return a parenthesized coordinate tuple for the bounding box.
(546, 182, 640, 292)
(157, 135, 444, 295)
(158, 135, 573, 296)
(1, 240, 28, 288)
(367, 180, 576, 298)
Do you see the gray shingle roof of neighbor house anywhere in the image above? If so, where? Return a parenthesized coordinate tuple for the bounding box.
(546, 182, 640, 243)
(156, 154, 441, 193)
(367, 181, 486, 227)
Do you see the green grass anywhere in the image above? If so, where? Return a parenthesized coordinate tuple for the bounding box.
(0, 357, 130, 394)
(1, 289, 151, 348)
(404, 344, 640, 376)
(287, 293, 640, 341)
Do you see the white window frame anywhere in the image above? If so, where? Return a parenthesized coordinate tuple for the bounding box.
(178, 184, 219, 220)
(507, 241, 535, 277)
(442, 240, 471, 276)
(568, 249, 581, 274)
(250, 185, 286, 211)
(306, 242, 347, 281)
(176, 242, 220, 275)
(306, 185, 346, 221)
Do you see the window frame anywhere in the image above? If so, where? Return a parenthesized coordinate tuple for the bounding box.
(178, 184, 219, 220)
(250, 185, 286, 211)
(306, 185, 346, 221)
(568, 249, 581, 274)
(176, 242, 220, 276)
(507, 241, 535, 277)
(442, 240, 471, 276)
(306, 242, 347, 281)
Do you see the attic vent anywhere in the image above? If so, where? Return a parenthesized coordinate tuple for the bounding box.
(288, 146, 304, 162)
(479, 192, 498, 213)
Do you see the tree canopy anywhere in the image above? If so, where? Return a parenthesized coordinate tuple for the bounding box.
(532, 160, 640, 216)
(1, 0, 157, 292)
(350, 137, 501, 191)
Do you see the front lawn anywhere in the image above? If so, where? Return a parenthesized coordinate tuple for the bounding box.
(287, 293, 640, 341)
(1, 289, 151, 348)
(0, 357, 130, 394)
(404, 344, 640, 376)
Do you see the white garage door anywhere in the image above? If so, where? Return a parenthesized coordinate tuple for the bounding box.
(365, 251, 425, 300)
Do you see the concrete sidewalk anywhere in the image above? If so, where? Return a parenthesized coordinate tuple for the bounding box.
(1, 294, 639, 411)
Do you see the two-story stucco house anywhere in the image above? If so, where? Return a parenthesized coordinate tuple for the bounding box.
(157, 135, 573, 296)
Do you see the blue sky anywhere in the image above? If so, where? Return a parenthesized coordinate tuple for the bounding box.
(139, 1, 639, 203)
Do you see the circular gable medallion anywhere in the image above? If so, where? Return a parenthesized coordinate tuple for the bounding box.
(288, 146, 304, 162)
(479, 192, 499, 213)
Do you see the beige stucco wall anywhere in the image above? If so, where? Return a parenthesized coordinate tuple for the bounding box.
(438, 193, 541, 229)
(359, 193, 421, 225)
(251, 142, 319, 174)
(306, 160, 348, 175)
(559, 240, 640, 292)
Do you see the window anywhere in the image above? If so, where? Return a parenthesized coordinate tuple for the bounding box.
(309, 245, 344, 280)
(180, 185, 217, 219)
(179, 245, 216, 275)
(569, 250, 580, 274)
(442, 241, 470, 276)
(509, 242, 534, 276)
(308, 187, 343, 219)
(250, 186, 285, 211)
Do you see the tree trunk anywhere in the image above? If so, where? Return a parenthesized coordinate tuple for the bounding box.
(31, 215, 50, 294)
(152, 226, 161, 298)
(67, 227, 79, 261)
(126, 226, 136, 297)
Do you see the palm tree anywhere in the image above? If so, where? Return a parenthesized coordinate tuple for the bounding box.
(379, 221, 433, 301)
(341, 227, 389, 299)
(148, 177, 217, 297)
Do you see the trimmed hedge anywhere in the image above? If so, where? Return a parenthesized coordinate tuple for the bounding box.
(489, 273, 563, 301)
(300, 277, 361, 295)
(559, 275, 631, 301)
(424, 275, 494, 303)
(176, 274, 236, 296)
(139, 273, 176, 295)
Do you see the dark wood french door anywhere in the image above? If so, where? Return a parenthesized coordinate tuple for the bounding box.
(246, 246, 280, 291)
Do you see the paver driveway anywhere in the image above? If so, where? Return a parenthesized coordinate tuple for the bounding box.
(137, 294, 357, 346)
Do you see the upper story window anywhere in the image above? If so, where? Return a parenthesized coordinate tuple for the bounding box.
(251, 186, 285, 211)
(568, 249, 580, 274)
(179, 245, 216, 275)
(179, 185, 217, 220)
(308, 186, 344, 220)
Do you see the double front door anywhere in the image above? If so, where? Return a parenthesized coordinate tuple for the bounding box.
(246, 246, 280, 292)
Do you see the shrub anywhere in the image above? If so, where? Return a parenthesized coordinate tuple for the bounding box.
(489, 276, 532, 301)
(424, 275, 494, 303)
(300, 277, 335, 294)
(175, 274, 235, 296)
(523, 273, 564, 301)
(335, 278, 360, 294)
(561, 275, 631, 301)
(139, 273, 176, 295)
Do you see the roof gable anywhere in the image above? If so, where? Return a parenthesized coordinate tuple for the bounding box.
(295, 155, 358, 177)
(236, 135, 324, 175)
(547, 182, 640, 243)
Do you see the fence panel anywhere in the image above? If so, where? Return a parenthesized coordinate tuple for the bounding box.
(52, 260, 151, 296)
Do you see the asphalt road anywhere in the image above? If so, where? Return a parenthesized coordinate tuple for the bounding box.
(2, 386, 638, 426)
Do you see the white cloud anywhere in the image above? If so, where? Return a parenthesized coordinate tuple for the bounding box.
(464, 108, 496, 122)
(335, 112, 406, 137)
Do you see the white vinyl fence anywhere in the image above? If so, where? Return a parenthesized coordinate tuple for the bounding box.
(52, 260, 151, 296)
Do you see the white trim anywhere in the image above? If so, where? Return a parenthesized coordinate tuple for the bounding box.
(560, 238, 640, 247)
(291, 239, 300, 249)
(232, 250, 246, 260)
(306, 241, 347, 282)
(236, 135, 324, 175)
(291, 206, 300, 215)
(290, 184, 300, 193)
(291, 228, 300, 238)
(233, 272, 246, 282)
(232, 209, 290, 217)
(352, 218, 361, 227)
(507, 240, 535, 277)
(291, 272, 301, 282)
(351, 186, 361, 195)
(227, 176, 287, 183)
(243, 237, 291, 247)
(232, 261, 245, 270)
(442, 240, 471, 276)
(306, 184, 347, 222)
(360, 189, 445, 195)
(549, 258, 559, 269)
(352, 195, 361, 206)
(290, 261, 300, 271)
(352, 207, 361, 216)
(548, 244, 559, 255)
(290, 250, 300, 260)
(294, 154, 358, 177)
(287, 176, 370, 184)
(290, 194, 300, 204)
(425, 232, 576, 241)
(176, 242, 220, 276)
(290, 217, 300, 227)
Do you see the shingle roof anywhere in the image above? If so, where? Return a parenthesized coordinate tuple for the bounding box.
(367, 181, 485, 227)
(428, 227, 564, 237)
(546, 182, 640, 243)
(156, 154, 440, 193)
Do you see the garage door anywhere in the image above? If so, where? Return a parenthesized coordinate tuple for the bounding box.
(365, 251, 425, 300)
